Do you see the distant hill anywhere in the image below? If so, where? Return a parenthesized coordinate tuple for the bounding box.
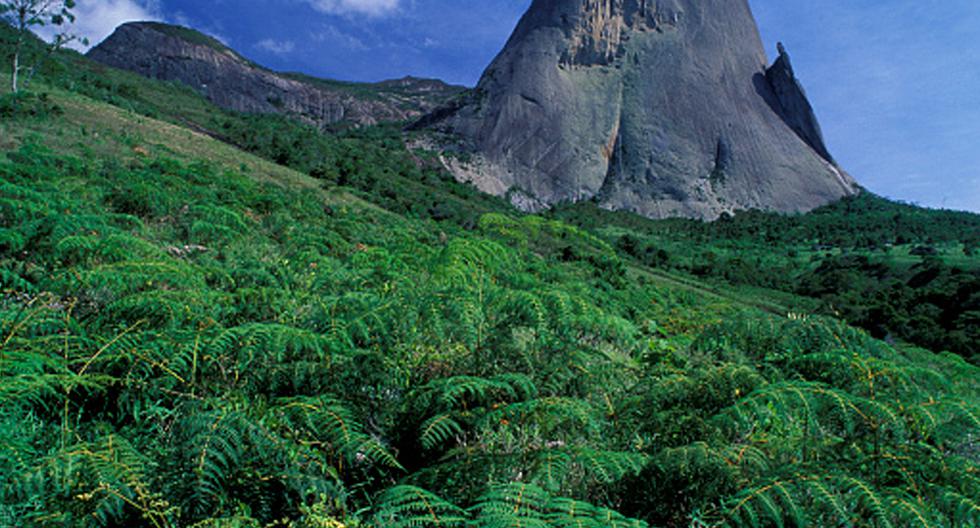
(87, 21, 464, 128)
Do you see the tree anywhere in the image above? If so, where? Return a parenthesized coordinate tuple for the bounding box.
(1, 0, 78, 93)
(964, 234, 980, 256)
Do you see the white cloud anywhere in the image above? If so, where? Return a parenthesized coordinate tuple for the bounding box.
(311, 25, 369, 51)
(304, 0, 400, 17)
(38, 0, 162, 51)
(256, 38, 296, 55)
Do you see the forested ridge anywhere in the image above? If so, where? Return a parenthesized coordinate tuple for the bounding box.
(1, 23, 979, 527)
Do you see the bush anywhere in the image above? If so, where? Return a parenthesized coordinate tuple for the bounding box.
(0, 92, 63, 119)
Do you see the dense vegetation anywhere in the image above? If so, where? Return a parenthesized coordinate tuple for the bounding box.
(553, 198, 980, 363)
(1, 23, 979, 527)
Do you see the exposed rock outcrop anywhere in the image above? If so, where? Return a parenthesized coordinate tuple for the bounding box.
(88, 22, 463, 128)
(420, 0, 858, 219)
(765, 42, 834, 163)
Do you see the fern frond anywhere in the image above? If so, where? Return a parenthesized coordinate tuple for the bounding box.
(839, 476, 893, 528)
(888, 495, 940, 528)
(470, 483, 552, 527)
(567, 447, 648, 485)
(419, 414, 464, 451)
(929, 486, 980, 527)
(275, 396, 402, 470)
(178, 407, 246, 516)
(470, 484, 649, 528)
(721, 381, 906, 440)
(416, 374, 537, 412)
(434, 238, 515, 282)
(803, 478, 851, 525)
(372, 485, 467, 528)
(482, 397, 597, 437)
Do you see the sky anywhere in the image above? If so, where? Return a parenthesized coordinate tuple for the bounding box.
(55, 0, 980, 213)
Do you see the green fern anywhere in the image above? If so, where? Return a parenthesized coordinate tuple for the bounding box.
(470, 483, 649, 528)
(419, 413, 464, 451)
(372, 486, 467, 528)
(275, 396, 402, 471)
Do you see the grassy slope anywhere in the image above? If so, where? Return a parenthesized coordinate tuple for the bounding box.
(0, 40, 978, 528)
(2, 78, 303, 186)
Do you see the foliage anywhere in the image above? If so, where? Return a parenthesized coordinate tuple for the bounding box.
(0, 90, 61, 117)
(0, 138, 671, 525)
(1, 0, 82, 93)
(552, 196, 980, 362)
(0, 36, 977, 528)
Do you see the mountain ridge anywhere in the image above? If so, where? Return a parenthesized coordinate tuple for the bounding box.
(87, 21, 464, 128)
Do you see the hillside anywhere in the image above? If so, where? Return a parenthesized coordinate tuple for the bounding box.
(1, 19, 979, 528)
(551, 196, 980, 362)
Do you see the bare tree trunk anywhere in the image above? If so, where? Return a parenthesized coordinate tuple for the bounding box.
(11, 5, 28, 94)
(11, 48, 19, 93)
(11, 22, 26, 94)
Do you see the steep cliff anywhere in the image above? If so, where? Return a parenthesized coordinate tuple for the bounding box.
(420, 0, 858, 219)
(765, 42, 834, 164)
(88, 22, 463, 128)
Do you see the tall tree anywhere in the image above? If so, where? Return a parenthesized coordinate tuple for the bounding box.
(1, 0, 77, 93)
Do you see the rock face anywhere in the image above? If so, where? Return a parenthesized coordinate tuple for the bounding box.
(765, 42, 833, 164)
(88, 22, 463, 127)
(421, 0, 858, 219)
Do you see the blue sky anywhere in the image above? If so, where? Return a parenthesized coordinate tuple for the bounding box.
(68, 0, 979, 213)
